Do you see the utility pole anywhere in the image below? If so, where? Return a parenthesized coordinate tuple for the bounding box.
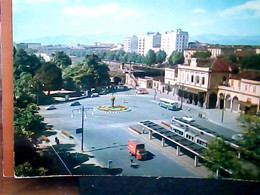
(72, 106, 93, 152)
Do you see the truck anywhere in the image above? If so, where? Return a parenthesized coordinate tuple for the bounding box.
(127, 139, 147, 160)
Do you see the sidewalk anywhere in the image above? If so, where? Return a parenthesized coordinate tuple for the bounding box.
(147, 88, 243, 133)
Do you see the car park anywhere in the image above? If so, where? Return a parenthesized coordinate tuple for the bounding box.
(46, 105, 56, 110)
(70, 101, 81, 106)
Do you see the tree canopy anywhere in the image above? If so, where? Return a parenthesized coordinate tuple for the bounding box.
(192, 51, 211, 59)
(241, 54, 260, 70)
(35, 62, 63, 95)
(52, 51, 72, 69)
(203, 114, 260, 180)
(168, 51, 184, 66)
(63, 54, 110, 91)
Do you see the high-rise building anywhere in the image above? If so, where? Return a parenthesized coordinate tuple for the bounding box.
(137, 35, 146, 56)
(123, 35, 138, 53)
(161, 29, 189, 57)
(138, 32, 161, 56)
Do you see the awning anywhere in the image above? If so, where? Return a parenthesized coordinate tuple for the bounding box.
(239, 101, 256, 107)
(180, 87, 207, 94)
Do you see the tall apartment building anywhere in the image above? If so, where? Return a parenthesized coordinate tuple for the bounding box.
(161, 29, 189, 57)
(123, 35, 138, 53)
(138, 35, 146, 56)
(138, 32, 161, 56)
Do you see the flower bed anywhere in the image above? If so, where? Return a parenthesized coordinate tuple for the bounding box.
(97, 105, 131, 112)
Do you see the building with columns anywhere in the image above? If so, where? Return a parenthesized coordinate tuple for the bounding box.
(169, 58, 238, 108)
(217, 71, 260, 114)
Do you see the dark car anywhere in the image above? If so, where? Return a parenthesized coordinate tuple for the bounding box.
(46, 105, 56, 110)
(70, 101, 81, 106)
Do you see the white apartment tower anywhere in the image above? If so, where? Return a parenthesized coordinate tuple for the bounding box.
(161, 29, 189, 56)
(138, 32, 161, 56)
(123, 35, 138, 53)
(138, 35, 146, 56)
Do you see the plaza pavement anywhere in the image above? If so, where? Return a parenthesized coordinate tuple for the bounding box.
(39, 88, 244, 177)
(148, 88, 243, 133)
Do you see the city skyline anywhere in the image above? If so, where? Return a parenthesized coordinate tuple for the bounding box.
(13, 0, 260, 44)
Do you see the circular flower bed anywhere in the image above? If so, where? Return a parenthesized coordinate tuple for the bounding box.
(98, 105, 131, 112)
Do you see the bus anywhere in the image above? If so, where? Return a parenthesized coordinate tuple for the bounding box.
(159, 98, 179, 110)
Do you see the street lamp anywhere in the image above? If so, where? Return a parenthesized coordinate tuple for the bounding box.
(221, 93, 225, 123)
(71, 106, 94, 152)
(177, 83, 184, 110)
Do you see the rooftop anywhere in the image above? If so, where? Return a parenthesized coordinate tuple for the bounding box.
(230, 70, 260, 81)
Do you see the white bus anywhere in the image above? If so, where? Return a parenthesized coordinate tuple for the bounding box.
(159, 98, 179, 110)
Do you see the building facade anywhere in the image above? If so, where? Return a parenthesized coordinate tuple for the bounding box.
(217, 71, 260, 114)
(123, 35, 138, 53)
(161, 29, 189, 57)
(165, 58, 238, 108)
(138, 32, 161, 56)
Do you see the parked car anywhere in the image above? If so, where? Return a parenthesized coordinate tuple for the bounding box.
(232, 134, 243, 140)
(136, 89, 149, 94)
(70, 101, 81, 106)
(91, 92, 99, 97)
(182, 115, 195, 123)
(46, 105, 56, 110)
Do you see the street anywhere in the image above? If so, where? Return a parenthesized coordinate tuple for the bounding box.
(39, 89, 240, 177)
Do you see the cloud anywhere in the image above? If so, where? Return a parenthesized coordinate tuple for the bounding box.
(62, 3, 137, 18)
(192, 8, 205, 14)
(220, 0, 260, 18)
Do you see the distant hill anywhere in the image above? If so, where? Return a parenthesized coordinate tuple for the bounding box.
(19, 33, 127, 45)
(17, 33, 260, 46)
(190, 34, 260, 46)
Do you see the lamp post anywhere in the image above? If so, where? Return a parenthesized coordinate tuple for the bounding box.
(71, 106, 94, 152)
(177, 83, 184, 110)
(221, 94, 225, 123)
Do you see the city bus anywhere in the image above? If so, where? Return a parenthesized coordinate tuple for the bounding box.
(159, 98, 179, 110)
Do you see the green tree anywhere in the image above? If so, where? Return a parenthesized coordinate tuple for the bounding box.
(52, 51, 72, 69)
(168, 51, 184, 66)
(35, 62, 63, 95)
(15, 162, 47, 177)
(203, 114, 260, 180)
(63, 54, 110, 91)
(228, 53, 238, 63)
(156, 50, 166, 64)
(145, 50, 156, 66)
(192, 51, 211, 59)
(203, 137, 236, 177)
(14, 49, 42, 78)
(242, 54, 260, 70)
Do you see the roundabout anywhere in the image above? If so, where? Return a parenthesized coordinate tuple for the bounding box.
(97, 105, 131, 112)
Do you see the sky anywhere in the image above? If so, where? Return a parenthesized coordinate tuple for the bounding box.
(13, 0, 260, 44)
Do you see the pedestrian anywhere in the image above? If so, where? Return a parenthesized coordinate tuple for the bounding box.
(55, 137, 58, 144)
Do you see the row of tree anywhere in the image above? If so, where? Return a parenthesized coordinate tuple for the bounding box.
(95, 49, 184, 66)
(13, 48, 110, 176)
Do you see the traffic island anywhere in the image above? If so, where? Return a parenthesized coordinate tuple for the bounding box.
(97, 95, 131, 113)
(97, 105, 131, 112)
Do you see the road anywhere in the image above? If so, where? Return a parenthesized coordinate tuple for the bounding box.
(39, 89, 235, 177)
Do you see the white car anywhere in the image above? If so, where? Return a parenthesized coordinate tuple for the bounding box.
(91, 92, 99, 97)
(232, 134, 243, 140)
(182, 115, 195, 123)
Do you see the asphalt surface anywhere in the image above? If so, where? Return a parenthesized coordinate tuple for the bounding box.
(39, 89, 241, 177)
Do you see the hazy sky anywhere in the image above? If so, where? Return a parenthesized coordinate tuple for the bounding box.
(13, 0, 260, 42)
